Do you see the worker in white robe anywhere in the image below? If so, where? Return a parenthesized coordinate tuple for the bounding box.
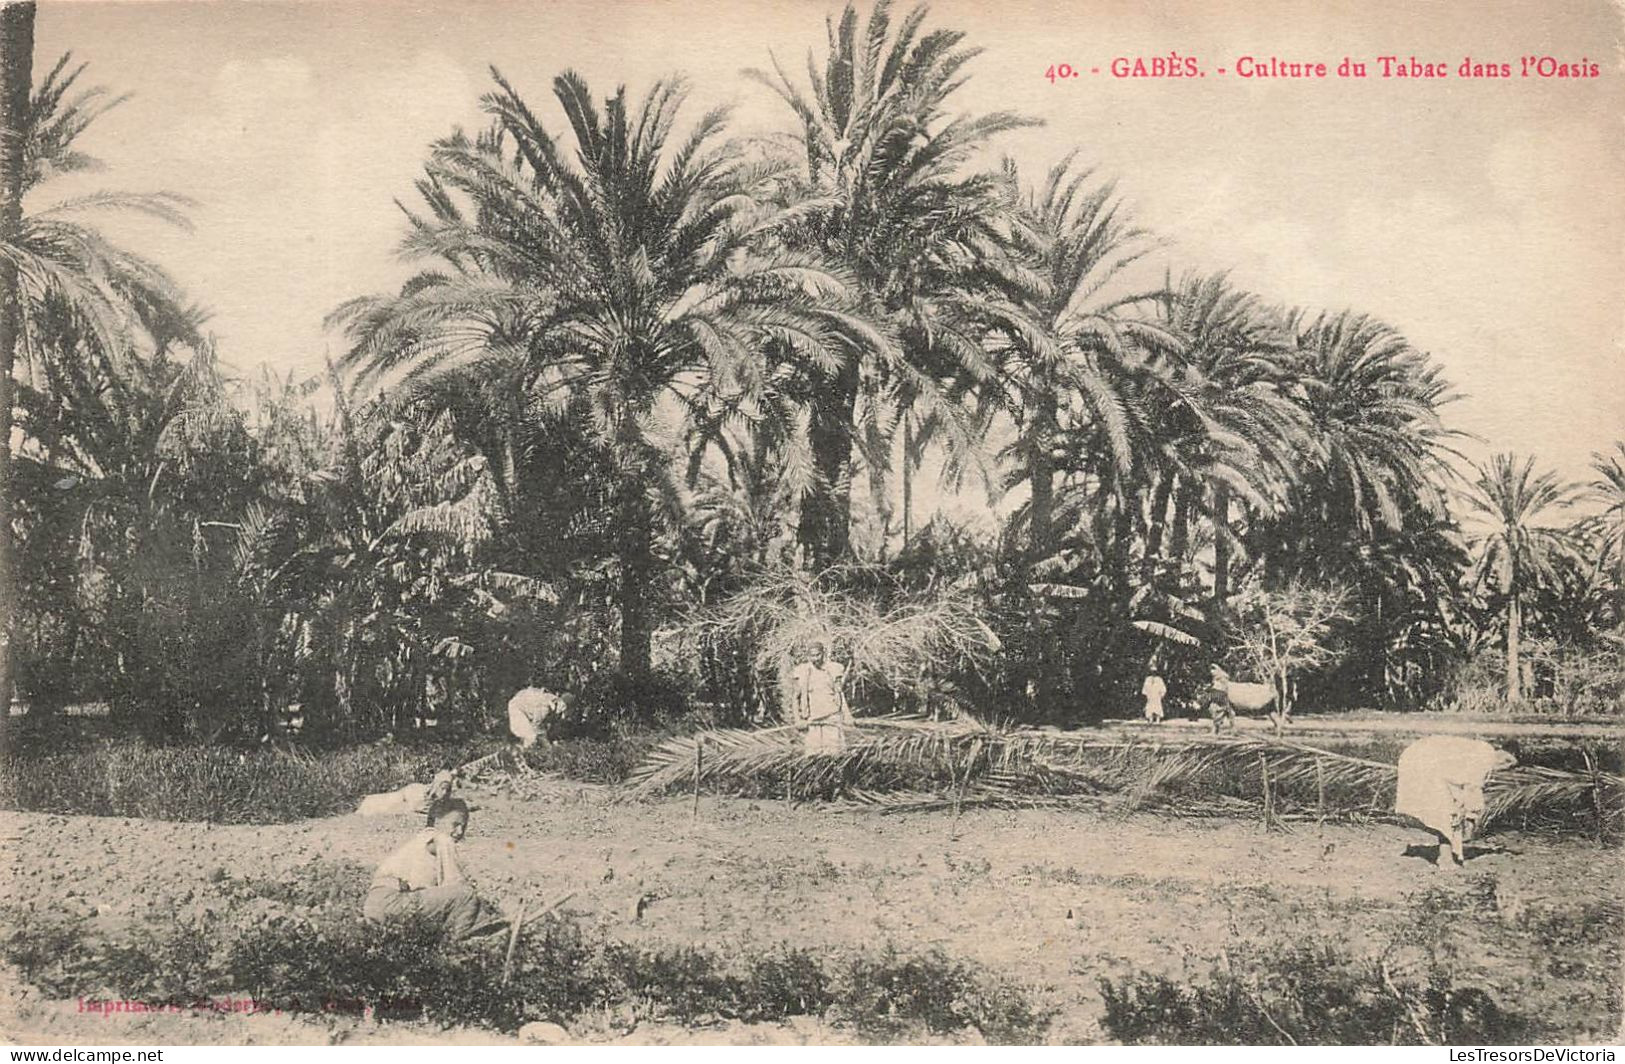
(1141, 670, 1168, 723)
(1395, 735, 1517, 869)
(791, 642, 852, 754)
(508, 687, 565, 748)
(363, 798, 501, 939)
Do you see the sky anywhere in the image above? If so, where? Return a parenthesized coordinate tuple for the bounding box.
(32, 0, 1625, 499)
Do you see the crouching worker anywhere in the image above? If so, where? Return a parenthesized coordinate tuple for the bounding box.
(364, 797, 503, 941)
(1395, 735, 1518, 870)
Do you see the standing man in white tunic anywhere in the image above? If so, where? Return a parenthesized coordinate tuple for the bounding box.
(1141, 666, 1168, 723)
(792, 641, 852, 754)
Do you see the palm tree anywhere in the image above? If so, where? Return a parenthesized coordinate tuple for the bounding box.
(0, 0, 33, 714)
(1148, 273, 1304, 620)
(1280, 310, 1455, 544)
(336, 69, 873, 679)
(984, 156, 1178, 565)
(748, 0, 1033, 568)
(0, 39, 197, 718)
(1461, 453, 1581, 702)
(1586, 441, 1625, 621)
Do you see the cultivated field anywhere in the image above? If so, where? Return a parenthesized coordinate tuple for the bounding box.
(3, 764, 1621, 1045)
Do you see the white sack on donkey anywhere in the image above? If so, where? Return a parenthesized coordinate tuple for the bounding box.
(1228, 681, 1279, 713)
(1205, 665, 1295, 733)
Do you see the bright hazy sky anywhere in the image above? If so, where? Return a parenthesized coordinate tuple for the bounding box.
(34, 0, 1625, 489)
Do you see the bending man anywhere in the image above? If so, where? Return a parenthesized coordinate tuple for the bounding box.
(1395, 735, 1517, 870)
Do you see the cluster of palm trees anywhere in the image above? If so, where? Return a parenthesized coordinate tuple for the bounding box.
(1, 1, 1619, 738)
(329, 2, 1478, 701)
(1461, 448, 1625, 705)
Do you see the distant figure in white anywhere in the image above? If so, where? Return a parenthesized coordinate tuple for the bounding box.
(508, 686, 565, 749)
(1140, 668, 1167, 723)
(792, 641, 852, 754)
(1395, 735, 1517, 870)
(357, 769, 455, 817)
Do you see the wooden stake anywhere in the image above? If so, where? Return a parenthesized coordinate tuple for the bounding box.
(501, 897, 528, 986)
(1259, 752, 1274, 830)
(1584, 747, 1606, 846)
(691, 738, 703, 822)
(1315, 757, 1326, 826)
(521, 890, 577, 928)
(500, 888, 580, 986)
(951, 740, 981, 841)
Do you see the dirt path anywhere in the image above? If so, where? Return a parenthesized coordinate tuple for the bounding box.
(1106, 713, 1625, 741)
(3, 785, 1621, 1045)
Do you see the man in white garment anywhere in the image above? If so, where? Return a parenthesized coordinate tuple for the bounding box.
(1395, 735, 1517, 870)
(1141, 668, 1168, 723)
(363, 797, 502, 940)
(508, 686, 566, 749)
(792, 641, 852, 754)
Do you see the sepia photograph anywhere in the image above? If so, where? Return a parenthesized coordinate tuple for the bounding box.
(0, 0, 1621, 1049)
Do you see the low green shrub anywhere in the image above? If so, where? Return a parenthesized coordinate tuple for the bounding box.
(0, 731, 671, 822)
(838, 945, 1047, 1043)
(0, 741, 432, 823)
(0, 901, 1049, 1042)
(1098, 941, 1533, 1045)
(519, 732, 666, 784)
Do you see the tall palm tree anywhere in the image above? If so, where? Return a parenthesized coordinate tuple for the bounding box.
(748, 0, 1032, 568)
(1148, 273, 1304, 620)
(1282, 310, 1455, 542)
(0, 38, 197, 717)
(984, 156, 1178, 565)
(0, 0, 31, 714)
(1461, 453, 1580, 702)
(1586, 441, 1625, 622)
(336, 69, 873, 679)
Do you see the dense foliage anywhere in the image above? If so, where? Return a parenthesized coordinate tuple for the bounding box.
(2, 0, 1620, 747)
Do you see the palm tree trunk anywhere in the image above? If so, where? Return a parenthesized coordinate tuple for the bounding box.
(1027, 391, 1058, 561)
(1142, 472, 1173, 583)
(1170, 481, 1191, 565)
(798, 362, 858, 570)
(1210, 483, 1231, 625)
(1112, 482, 1134, 604)
(619, 479, 655, 681)
(901, 417, 913, 550)
(502, 417, 519, 505)
(1505, 591, 1521, 702)
(0, 1, 34, 729)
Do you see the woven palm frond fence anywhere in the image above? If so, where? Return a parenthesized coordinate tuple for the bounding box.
(626, 719, 1623, 836)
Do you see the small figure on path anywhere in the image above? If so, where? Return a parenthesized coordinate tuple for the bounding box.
(1140, 666, 1167, 724)
(1395, 735, 1517, 870)
(363, 797, 504, 940)
(792, 641, 852, 754)
(1204, 664, 1235, 734)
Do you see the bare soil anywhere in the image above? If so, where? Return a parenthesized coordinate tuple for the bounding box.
(3, 781, 1621, 1045)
